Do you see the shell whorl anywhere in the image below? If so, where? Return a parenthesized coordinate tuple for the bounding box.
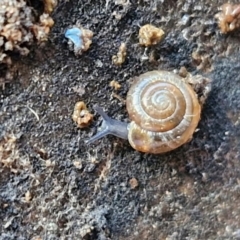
(126, 71, 201, 154)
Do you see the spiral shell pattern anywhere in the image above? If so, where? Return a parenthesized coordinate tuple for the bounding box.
(126, 71, 201, 154)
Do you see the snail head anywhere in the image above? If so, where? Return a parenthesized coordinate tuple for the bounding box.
(85, 106, 129, 144)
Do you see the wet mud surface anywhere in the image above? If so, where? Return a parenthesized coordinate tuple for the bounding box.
(0, 0, 240, 239)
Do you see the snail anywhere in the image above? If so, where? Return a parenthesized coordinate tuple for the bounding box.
(86, 70, 211, 154)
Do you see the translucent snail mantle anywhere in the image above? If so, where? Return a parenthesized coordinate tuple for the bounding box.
(86, 70, 211, 154)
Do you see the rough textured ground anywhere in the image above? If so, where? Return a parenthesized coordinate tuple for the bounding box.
(0, 0, 240, 239)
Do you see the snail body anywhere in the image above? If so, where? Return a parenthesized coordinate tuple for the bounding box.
(86, 70, 205, 154)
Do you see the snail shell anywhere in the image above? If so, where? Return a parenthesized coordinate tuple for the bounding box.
(126, 71, 201, 154)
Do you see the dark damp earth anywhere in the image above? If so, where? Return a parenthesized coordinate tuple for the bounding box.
(0, 1, 240, 239)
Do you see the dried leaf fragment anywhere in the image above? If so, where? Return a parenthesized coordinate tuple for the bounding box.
(0, 133, 29, 173)
(72, 101, 93, 128)
(215, 3, 240, 33)
(139, 24, 165, 47)
(129, 178, 139, 189)
(109, 80, 121, 90)
(32, 13, 54, 41)
(44, 0, 58, 14)
(112, 43, 127, 65)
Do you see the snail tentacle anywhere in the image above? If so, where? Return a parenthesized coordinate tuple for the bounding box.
(85, 106, 129, 144)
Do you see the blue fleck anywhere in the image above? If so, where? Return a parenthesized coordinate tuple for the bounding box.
(65, 28, 83, 48)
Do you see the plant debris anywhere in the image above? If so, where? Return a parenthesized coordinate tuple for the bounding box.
(65, 25, 93, 56)
(109, 80, 121, 90)
(0, 0, 56, 87)
(139, 24, 165, 47)
(215, 3, 240, 33)
(112, 42, 127, 65)
(72, 101, 93, 128)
